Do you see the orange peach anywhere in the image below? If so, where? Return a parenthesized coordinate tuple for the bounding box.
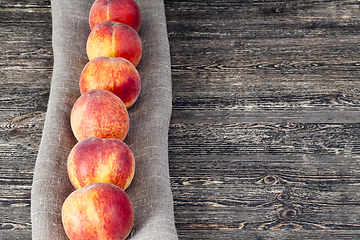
(70, 89, 129, 141)
(67, 137, 135, 190)
(62, 182, 134, 240)
(89, 0, 141, 32)
(86, 21, 142, 67)
(80, 56, 141, 108)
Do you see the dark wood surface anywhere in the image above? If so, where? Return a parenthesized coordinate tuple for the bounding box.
(1, 0, 360, 239)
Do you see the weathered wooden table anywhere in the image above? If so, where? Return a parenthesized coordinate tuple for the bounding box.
(1, 0, 360, 239)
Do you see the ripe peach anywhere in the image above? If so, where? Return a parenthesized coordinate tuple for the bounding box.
(67, 137, 135, 190)
(86, 21, 142, 67)
(80, 56, 141, 108)
(62, 182, 134, 240)
(70, 89, 129, 141)
(89, 0, 141, 32)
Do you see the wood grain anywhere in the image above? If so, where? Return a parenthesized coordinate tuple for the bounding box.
(0, 1, 51, 239)
(166, 0, 360, 125)
(165, 0, 360, 239)
(1, 0, 360, 239)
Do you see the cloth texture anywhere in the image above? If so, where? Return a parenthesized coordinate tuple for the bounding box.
(30, 0, 177, 239)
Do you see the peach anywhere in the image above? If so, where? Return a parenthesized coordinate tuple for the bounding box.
(80, 56, 141, 108)
(67, 137, 135, 190)
(86, 21, 142, 67)
(70, 89, 129, 141)
(89, 0, 141, 32)
(62, 182, 134, 240)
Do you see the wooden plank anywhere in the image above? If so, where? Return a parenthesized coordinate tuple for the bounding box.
(0, 1, 51, 238)
(169, 123, 360, 156)
(171, 230, 360, 240)
(165, 0, 360, 23)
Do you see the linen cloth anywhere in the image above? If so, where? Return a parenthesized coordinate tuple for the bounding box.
(30, 0, 177, 239)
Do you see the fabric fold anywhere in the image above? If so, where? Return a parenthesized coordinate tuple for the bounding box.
(31, 0, 177, 239)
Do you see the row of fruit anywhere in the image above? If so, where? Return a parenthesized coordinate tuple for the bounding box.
(61, 0, 143, 239)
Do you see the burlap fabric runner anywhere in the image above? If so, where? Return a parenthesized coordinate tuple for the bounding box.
(31, 0, 177, 239)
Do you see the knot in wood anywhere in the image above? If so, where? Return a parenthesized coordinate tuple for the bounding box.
(263, 175, 278, 184)
(279, 208, 299, 220)
(328, 90, 344, 100)
(8, 128, 23, 137)
(276, 192, 289, 202)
